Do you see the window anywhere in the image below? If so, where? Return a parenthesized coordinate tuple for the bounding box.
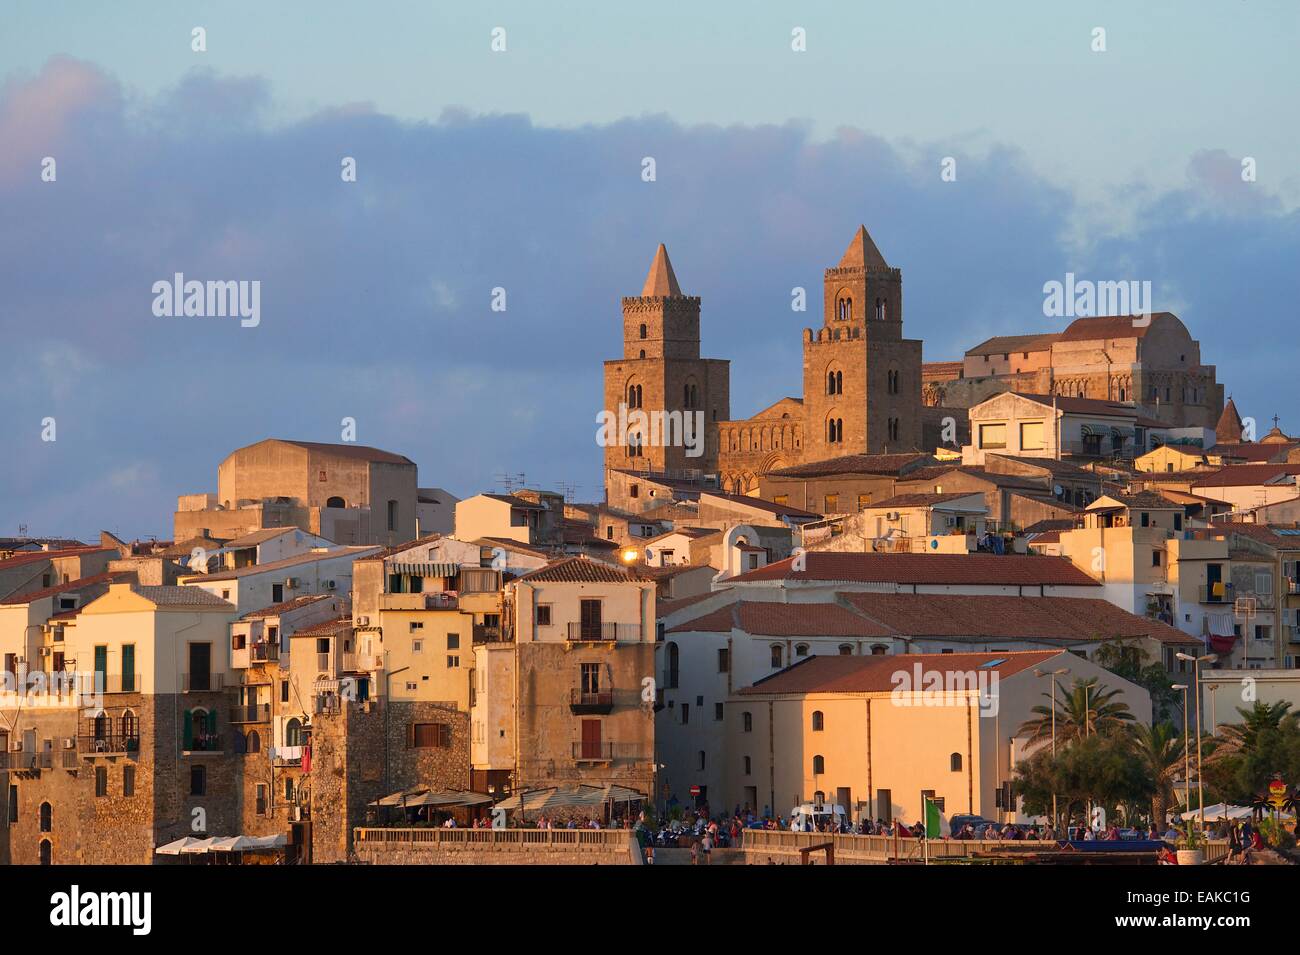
(680, 703, 689, 724)
(536, 605, 552, 626)
(410, 723, 451, 748)
(7, 785, 16, 823)
(123, 765, 135, 797)
(743, 756, 752, 775)
(666, 642, 680, 688)
(795, 643, 809, 657)
(824, 494, 838, 513)
(39, 801, 52, 832)
(812, 755, 825, 775)
(387, 500, 399, 532)
(639, 323, 647, 339)
(1256, 573, 1273, 595)
(743, 711, 753, 732)
(285, 777, 295, 802)
(121, 644, 135, 692)
(1019, 421, 1045, 450)
(811, 711, 824, 731)
(827, 418, 843, 444)
(717, 648, 730, 673)
(770, 645, 783, 668)
(190, 765, 206, 796)
(446, 655, 460, 668)
(40, 839, 51, 865)
(857, 494, 871, 511)
(1140, 512, 1150, 527)
(248, 730, 261, 753)
(409, 621, 424, 632)
(271, 584, 284, 603)
(838, 644, 852, 655)
(280, 682, 289, 703)
(95, 766, 108, 797)
(412, 639, 423, 653)
(447, 633, 460, 650)
(697, 751, 706, 771)
(951, 753, 963, 772)
(1152, 551, 1162, 567)
(714, 702, 724, 721)
(285, 718, 303, 747)
(979, 423, 1007, 449)
(773, 494, 788, 505)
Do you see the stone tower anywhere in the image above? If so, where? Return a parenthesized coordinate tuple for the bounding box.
(801, 226, 923, 461)
(602, 244, 730, 475)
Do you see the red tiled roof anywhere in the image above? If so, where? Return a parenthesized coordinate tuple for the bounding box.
(739, 650, 1064, 695)
(0, 546, 114, 571)
(515, 555, 648, 584)
(1191, 464, 1300, 488)
(766, 453, 932, 479)
(1057, 314, 1175, 342)
(668, 601, 892, 639)
(183, 546, 380, 582)
(1207, 442, 1299, 463)
(0, 571, 129, 605)
(866, 493, 985, 509)
(240, 594, 335, 619)
(839, 592, 1197, 645)
(699, 492, 819, 519)
(291, 615, 353, 637)
(726, 552, 1100, 587)
(273, 440, 414, 466)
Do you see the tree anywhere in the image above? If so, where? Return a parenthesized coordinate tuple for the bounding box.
(1093, 639, 1179, 723)
(1128, 722, 1186, 826)
(1014, 730, 1152, 825)
(1019, 676, 1136, 745)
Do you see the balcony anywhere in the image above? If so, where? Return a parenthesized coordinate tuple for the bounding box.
(472, 624, 511, 644)
(0, 751, 40, 772)
(566, 622, 641, 643)
(1198, 585, 1231, 604)
(569, 688, 615, 714)
(182, 672, 224, 692)
(183, 734, 223, 755)
(571, 741, 641, 763)
(228, 703, 271, 723)
(381, 592, 459, 611)
(78, 735, 140, 757)
(79, 673, 141, 694)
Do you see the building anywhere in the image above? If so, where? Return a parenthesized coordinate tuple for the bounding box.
(963, 391, 1170, 465)
(181, 546, 381, 615)
(725, 650, 1153, 828)
(174, 439, 419, 546)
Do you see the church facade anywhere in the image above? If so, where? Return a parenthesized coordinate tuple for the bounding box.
(602, 227, 925, 496)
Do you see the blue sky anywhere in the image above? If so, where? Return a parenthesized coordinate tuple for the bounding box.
(1, 1, 1298, 539)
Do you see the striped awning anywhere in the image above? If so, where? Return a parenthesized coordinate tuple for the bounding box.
(388, 561, 459, 577)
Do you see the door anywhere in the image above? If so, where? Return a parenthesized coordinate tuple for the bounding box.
(876, 789, 892, 824)
(837, 787, 852, 820)
(580, 719, 602, 759)
(189, 643, 211, 691)
(580, 599, 602, 640)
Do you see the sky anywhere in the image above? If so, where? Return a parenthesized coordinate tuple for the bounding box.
(1, 1, 1298, 541)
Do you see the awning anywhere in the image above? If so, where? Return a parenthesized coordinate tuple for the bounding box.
(155, 836, 205, 856)
(180, 837, 218, 855)
(496, 784, 646, 812)
(369, 787, 493, 809)
(157, 833, 288, 855)
(388, 562, 460, 578)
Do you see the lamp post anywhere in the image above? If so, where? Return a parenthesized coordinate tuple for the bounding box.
(1172, 683, 1190, 829)
(1176, 652, 1217, 835)
(1033, 666, 1070, 831)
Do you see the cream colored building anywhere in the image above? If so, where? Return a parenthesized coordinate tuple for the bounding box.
(726, 649, 1152, 828)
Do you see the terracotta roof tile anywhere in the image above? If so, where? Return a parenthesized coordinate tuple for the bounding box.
(669, 601, 892, 639)
(740, 650, 1063, 695)
(727, 551, 1099, 587)
(515, 555, 648, 584)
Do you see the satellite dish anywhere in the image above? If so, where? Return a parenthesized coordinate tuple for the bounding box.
(1053, 484, 1064, 497)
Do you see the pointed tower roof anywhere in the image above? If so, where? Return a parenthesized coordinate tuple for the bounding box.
(1215, 397, 1244, 444)
(641, 243, 683, 297)
(837, 225, 890, 270)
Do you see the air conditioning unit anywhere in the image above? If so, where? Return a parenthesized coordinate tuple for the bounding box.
(325, 579, 336, 590)
(887, 512, 900, 521)
(62, 738, 75, 749)
(358, 616, 369, 627)
(11, 741, 24, 752)
(39, 647, 52, 657)
(285, 577, 300, 588)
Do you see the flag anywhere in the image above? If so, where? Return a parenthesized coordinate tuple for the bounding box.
(924, 798, 941, 839)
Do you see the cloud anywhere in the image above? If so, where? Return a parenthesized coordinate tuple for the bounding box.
(1, 57, 1297, 538)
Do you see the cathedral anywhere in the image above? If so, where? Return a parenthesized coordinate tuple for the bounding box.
(602, 226, 924, 495)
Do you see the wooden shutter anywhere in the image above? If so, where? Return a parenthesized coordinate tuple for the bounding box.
(182, 710, 193, 750)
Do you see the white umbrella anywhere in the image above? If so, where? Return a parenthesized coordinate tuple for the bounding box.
(180, 837, 218, 854)
(248, 834, 287, 849)
(155, 836, 202, 856)
(1180, 803, 1252, 822)
(210, 836, 256, 852)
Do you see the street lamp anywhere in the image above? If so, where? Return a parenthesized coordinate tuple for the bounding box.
(1176, 652, 1217, 834)
(1171, 684, 1190, 830)
(1033, 666, 1070, 831)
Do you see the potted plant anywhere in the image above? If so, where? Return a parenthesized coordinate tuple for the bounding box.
(1176, 825, 1204, 865)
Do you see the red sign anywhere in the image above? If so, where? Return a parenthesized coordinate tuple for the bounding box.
(690, 785, 701, 796)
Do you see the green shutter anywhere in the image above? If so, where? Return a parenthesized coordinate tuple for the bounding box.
(182, 710, 193, 750)
(121, 645, 135, 692)
(93, 645, 107, 677)
(207, 710, 218, 735)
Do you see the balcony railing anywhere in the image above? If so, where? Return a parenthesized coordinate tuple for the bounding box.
(78, 735, 140, 757)
(250, 642, 279, 663)
(228, 703, 271, 723)
(569, 688, 615, 714)
(472, 624, 511, 644)
(1198, 585, 1231, 604)
(182, 672, 224, 692)
(571, 741, 642, 762)
(0, 751, 39, 771)
(183, 734, 223, 754)
(88, 673, 141, 694)
(566, 622, 641, 642)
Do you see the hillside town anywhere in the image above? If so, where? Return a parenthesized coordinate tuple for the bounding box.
(3, 227, 1298, 867)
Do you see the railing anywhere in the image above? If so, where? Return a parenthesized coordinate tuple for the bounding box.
(78, 735, 140, 756)
(354, 827, 634, 849)
(566, 622, 641, 642)
(184, 735, 223, 754)
(1285, 578, 1300, 596)
(93, 673, 141, 694)
(473, 624, 511, 644)
(1198, 586, 1230, 604)
(250, 642, 279, 663)
(571, 741, 642, 761)
(228, 703, 271, 723)
(569, 688, 615, 713)
(182, 672, 224, 692)
(317, 653, 332, 673)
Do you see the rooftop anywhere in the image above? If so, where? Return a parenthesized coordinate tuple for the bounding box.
(726, 551, 1100, 587)
(740, 650, 1065, 696)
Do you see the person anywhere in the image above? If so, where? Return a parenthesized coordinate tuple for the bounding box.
(700, 828, 712, 865)
(1227, 821, 1243, 864)
(690, 836, 700, 866)
(634, 813, 655, 865)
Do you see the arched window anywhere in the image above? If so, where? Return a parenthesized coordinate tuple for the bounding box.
(743, 711, 753, 732)
(838, 644, 852, 655)
(770, 644, 783, 668)
(795, 643, 809, 657)
(326, 496, 345, 508)
(639, 323, 647, 339)
(811, 711, 824, 732)
(121, 709, 138, 740)
(233, 730, 247, 754)
(40, 839, 52, 866)
(39, 801, 52, 832)
(638, 349, 645, 359)
(950, 752, 963, 772)
(247, 730, 261, 753)
(812, 755, 825, 775)
(827, 418, 843, 444)
(870, 644, 888, 655)
(92, 711, 109, 741)
(285, 718, 303, 747)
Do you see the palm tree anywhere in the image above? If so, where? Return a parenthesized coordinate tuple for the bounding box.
(1019, 676, 1136, 744)
(1206, 700, 1294, 764)
(1128, 722, 1186, 826)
